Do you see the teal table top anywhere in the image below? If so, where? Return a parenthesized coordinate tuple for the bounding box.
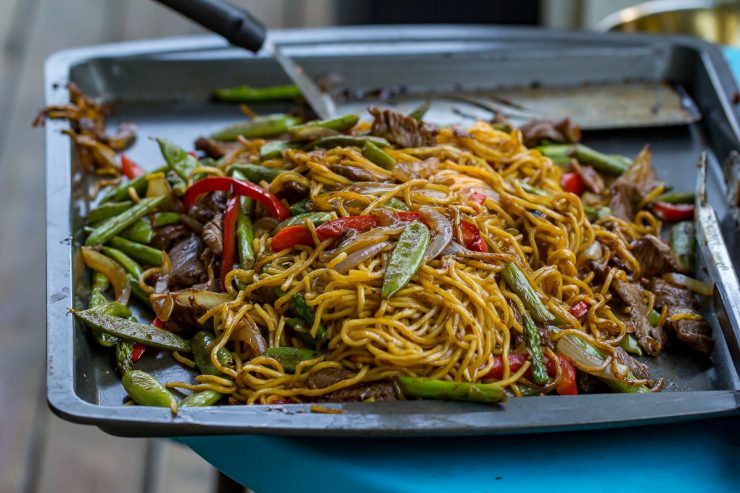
(177, 47, 740, 493)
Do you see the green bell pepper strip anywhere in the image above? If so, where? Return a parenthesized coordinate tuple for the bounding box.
(670, 221, 696, 272)
(107, 236, 163, 266)
(211, 114, 302, 141)
(157, 137, 199, 182)
(274, 212, 334, 233)
(304, 135, 390, 151)
(180, 390, 223, 407)
(191, 331, 234, 376)
(537, 144, 630, 175)
(120, 217, 153, 244)
(152, 212, 181, 228)
(72, 306, 190, 352)
(122, 370, 178, 414)
(362, 140, 396, 170)
(264, 347, 322, 374)
(212, 84, 302, 102)
(89, 201, 133, 225)
(99, 166, 168, 203)
(521, 313, 548, 385)
(397, 376, 506, 403)
(382, 221, 430, 299)
(85, 196, 164, 246)
(228, 163, 286, 183)
(502, 262, 555, 323)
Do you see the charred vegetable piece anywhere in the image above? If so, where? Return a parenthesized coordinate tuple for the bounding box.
(304, 135, 390, 151)
(212, 84, 302, 102)
(191, 331, 234, 376)
(362, 140, 396, 170)
(397, 377, 506, 403)
(503, 262, 555, 323)
(81, 247, 131, 305)
(211, 114, 302, 141)
(670, 221, 696, 272)
(122, 370, 178, 414)
(228, 163, 286, 183)
(264, 347, 322, 373)
(120, 217, 154, 244)
(100, 166, 168, 203)
(182, 176, 290, 221)
(274, 212, 334, 233)
(522, 313, 548, 385)
(85, 196, 164, 246)
(157, 137, 199, 182)
(89, 201, 133, 225)
(382, 221, 429, 299)
(107, 236, 163, 266)
(180, 390, 223, 407)
(72, 307, 191, 352)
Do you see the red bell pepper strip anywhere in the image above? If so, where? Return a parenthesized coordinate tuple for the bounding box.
(271, 225, 315, 251)
(653, 201, 694, 222)
(460, 220, 488, 252)
(315, 215, 379, 238)
(131, 343, 146, 362)
(220, 197, 240, 290)
(568, 300, 589, 319)
(120, 154, 147, 179)
(470, 192, 487, 206)
(483, 353, 578, 395)
(183, 176, 289, 221)
(560, 171, 585, 196)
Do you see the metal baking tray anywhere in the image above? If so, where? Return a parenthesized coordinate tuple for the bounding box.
(45, 26, 740, 437)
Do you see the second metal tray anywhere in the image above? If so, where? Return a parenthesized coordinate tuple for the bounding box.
(45, 26, 740, 437)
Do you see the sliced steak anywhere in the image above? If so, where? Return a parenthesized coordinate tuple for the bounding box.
(307, 367, 352, 389)
(648, 278, 714, 356)
(614, 347, 651, 381)
(369, 106, 438, 148)
(188, 190, 227, 225)
(168, 234, 207, 288)
(631, 235, 683, 278)
(195, 136, 241, 159)
(325, 382, 400, 402)
(609, 147, 661, 221)
(571, 161, 605, 194)
(519, 117, 581, 148)
(611, 278, 666, 355)
(150, 224, 188, 251)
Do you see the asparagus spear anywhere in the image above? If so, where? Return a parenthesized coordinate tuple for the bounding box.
(397, 377, 506, 403)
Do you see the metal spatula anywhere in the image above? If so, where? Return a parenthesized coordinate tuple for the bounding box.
(153, 0, 335, 119)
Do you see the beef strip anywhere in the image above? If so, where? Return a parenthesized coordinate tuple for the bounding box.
(150, 224, 188, 251)
(194, 136, 241, 159)
(276, 180, 309, 203)
(614, 347, 651, 381)
(202, 213, 224, 256)
(519, 117, 581, 148)
(369, 106, 438, 148)
(329, 164, 387, 182)
(188, 190, 226, 225)
(608, 146, 661, 221)
(168, 234, 207, 288)
(307, 368, 352, 389)
(324, 382, 400, 402)
(571, 161, 605, 194)
(631, 235, 683, 278)
(648, 278, 714, 355)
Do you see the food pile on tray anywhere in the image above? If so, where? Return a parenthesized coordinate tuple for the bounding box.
(37, 82, 715, 413)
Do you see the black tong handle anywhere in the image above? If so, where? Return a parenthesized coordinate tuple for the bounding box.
(154, 0, 266, 52)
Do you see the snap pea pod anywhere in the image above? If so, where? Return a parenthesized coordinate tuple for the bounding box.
(382, 221, 429, 299)
(211, 114, 302, 141)
(89, 201, 133, 225)
(397, 376, 506, 403)
(191, 331, 234, 376)
(116, 341, 136, 374)
(502, 262, 555, 323)
(619, 333, 643, 356)
(521, 313, 548, 385)
(304, 135, 390, 151)
(180, 390, 223, 407)
(229, 163, 286, 183)
(100, 166, 168, 203)
(152, 212, 181, 228)
(122, 370, 178, 414)
(212, 84, 301, 102)
(120, 217, 153, 244)
(408, 100, 431, 120)
(259, 140, 300, 161)
(285, 317, 318, 347)
(657, 191, 694, 204)
(274, 212, 333, 233)
(288, 114, 359, 141)
(362, 140, 396, 170)
(289, 198, 309, 216)
(72, 307, 190, 352)
(85, 196, 164, 246)
(383, 197, 409, 211)
(157, 137, 199, 182)
(88, 272, 119, 347)
(101, 246, 143, 278)
(264, 347, 322, 373)
(107, 236, 163, 266)
(537, 144, 630, 175)
(670, 221, 696, 272)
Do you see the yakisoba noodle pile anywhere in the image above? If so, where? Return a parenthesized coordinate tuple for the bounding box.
(168, 122, 660, 404)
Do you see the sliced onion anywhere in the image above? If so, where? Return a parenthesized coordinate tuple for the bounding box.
(581, 240, 603, 261)
(81, 247, 131, 305)
(663, 272, 714, 296)
(320, 225, 404, 262)
(334, 241, 392, 274)
(441, 240, 466, 256)
(234, 318, 268, 356)
(419, 206, 452, 260)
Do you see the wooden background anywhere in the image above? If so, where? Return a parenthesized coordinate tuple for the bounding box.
(0, 1, 335, 492)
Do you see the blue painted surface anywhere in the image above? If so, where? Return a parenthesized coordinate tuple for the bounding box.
(177, 48, 740, 492)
